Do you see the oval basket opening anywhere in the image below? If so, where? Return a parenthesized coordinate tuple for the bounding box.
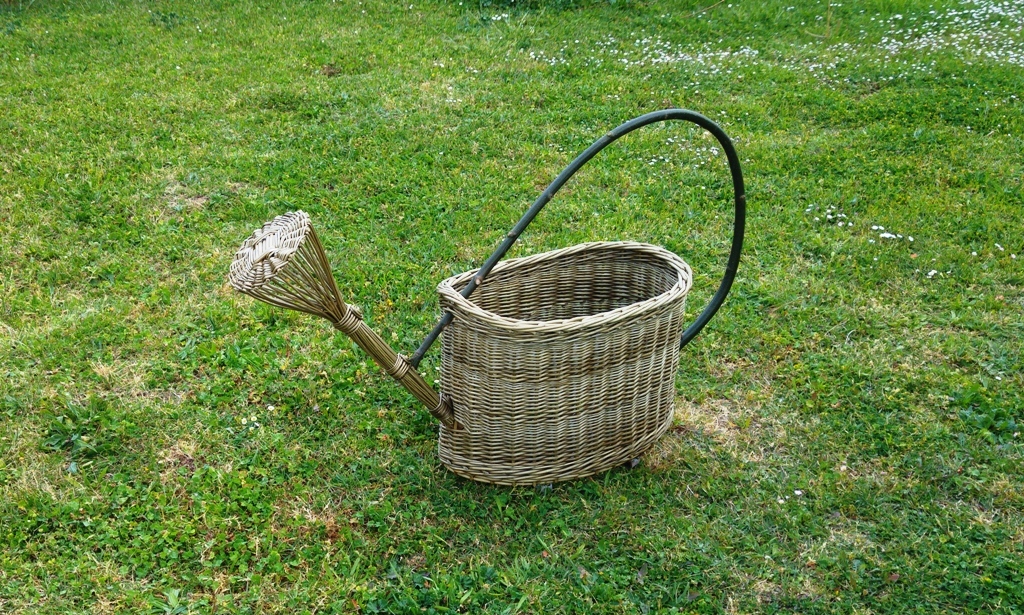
(445, 242, 691, 325)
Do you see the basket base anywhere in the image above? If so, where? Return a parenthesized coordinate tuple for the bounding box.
(438, 410, 674, 486)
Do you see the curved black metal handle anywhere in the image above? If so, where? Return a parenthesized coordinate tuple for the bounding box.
(409, 109, 746, 366)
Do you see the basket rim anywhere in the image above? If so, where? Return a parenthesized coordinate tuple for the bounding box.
(437, 241, 692, 333)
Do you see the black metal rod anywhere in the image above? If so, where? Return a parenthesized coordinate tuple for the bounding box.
(409, 109, 745, 367)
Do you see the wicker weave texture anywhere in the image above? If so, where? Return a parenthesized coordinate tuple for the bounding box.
(437, 242, 692, 485)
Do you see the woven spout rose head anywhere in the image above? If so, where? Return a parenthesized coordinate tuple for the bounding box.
(228, 211, 347, 322)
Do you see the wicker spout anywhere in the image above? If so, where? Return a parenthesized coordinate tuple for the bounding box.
(228, 211, 454, 427)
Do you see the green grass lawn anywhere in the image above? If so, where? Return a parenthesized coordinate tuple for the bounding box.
(1, 0, 1023, 612)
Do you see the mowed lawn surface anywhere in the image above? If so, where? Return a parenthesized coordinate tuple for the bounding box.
(1, 0, 1022, 612)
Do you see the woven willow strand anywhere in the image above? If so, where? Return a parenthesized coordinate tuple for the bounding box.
(228, 212, 454, 426)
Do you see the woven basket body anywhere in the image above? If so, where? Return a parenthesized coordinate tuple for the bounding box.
(437, 241, 692, 485)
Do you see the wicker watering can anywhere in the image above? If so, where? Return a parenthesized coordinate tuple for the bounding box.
(229, 109, 745, 485)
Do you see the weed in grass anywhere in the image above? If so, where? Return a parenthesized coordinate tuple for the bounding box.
(148, 588, 189, 615)
(955, 384, 1019, 444)
(148, 11, 188, 30)
(41, 396, 117, 459)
